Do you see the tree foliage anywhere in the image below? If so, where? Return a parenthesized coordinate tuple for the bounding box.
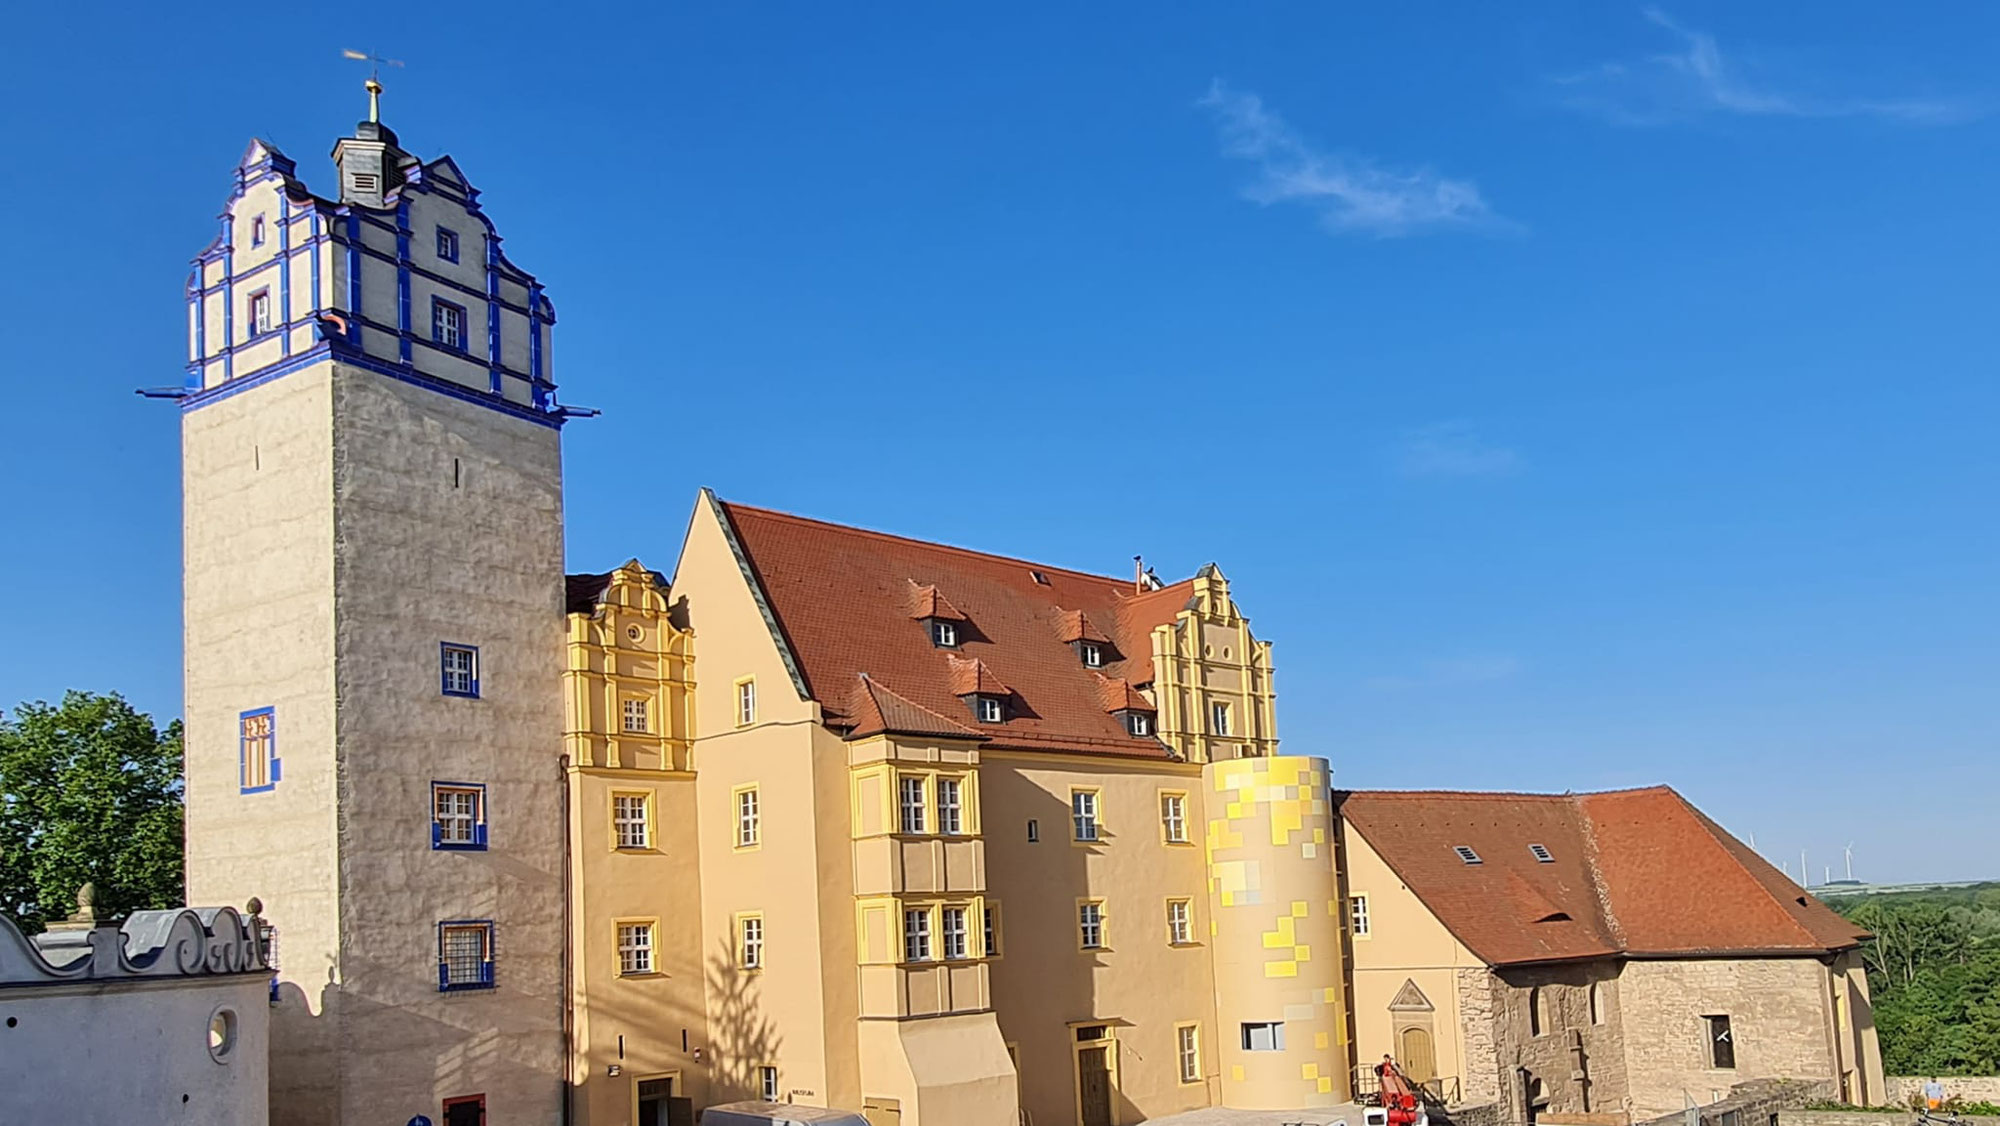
(1826, 884, 2000, 1075)
(0, 691, 185, 933)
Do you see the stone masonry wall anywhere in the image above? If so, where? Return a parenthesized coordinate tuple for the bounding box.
(1494, 962, 1629, 1120)
(1619, 959, 1837, 1122)
(1783, 1114, 2000, 1126)
(1460, 968, 1502, 1106)
(1886, 1077, 2000, 1106)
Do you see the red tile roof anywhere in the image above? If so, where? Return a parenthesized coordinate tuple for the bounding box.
(845, 675, 985, 741)
(909, 583, 968, 623)
(1054, 610, 1112, 645)
(715, 499, 1192, 758)
(946, 656, 1013, 699)
(1338, 786, 1868, 966)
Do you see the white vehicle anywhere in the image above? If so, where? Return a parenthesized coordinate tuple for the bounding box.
(699, 1101, 872, 1126)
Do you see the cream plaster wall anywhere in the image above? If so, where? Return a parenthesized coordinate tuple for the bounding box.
(568, 769, 710, 1124)
(182, 363, 343, 1123)
(1337, 826, 1488, 1101)
(982, 750, 1217, 1126)
(675, 494, 836, 1109)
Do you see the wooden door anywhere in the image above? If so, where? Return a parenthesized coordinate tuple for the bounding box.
(1400, 1027, 1437, 1083)
(1078, 1045, 1113, 1126)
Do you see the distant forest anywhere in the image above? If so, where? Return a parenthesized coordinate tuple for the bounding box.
(1822, 882, 2000, 1075)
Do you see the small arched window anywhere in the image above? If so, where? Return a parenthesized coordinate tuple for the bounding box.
(1589, 980, 1606, 1025)
(1529, 986, 1548, 1037)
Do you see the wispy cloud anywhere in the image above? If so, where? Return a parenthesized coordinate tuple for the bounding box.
(1364, 655, 1524, 693)
(1396, 421, 1521, 479)
(1555, 8, 1979, 126)
(1198, 80, 1507, 238)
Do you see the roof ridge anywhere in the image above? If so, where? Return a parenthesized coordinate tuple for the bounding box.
(1340, 785, 1674, 801)
(719, 500, 1155, 590)
(1571, 791, 1628, 950)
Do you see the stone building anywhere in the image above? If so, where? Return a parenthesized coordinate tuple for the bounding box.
(1335, 787, 1884, 1125)
(177, 86, 567, 1126)
(0, 886, 273, 1126)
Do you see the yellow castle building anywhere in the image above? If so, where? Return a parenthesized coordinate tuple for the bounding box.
(171, 89, 1875, 1126)
(174, 96, 1347, 1126)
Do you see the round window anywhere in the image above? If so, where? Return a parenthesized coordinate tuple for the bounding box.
(626, 625, 643, 643)
(208, 1006, 238, 1063)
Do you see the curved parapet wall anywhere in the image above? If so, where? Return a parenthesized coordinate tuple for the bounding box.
(1204, 755, 1351, 1109)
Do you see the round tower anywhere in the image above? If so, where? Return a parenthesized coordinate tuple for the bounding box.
(1203, 754, 1352, 1109)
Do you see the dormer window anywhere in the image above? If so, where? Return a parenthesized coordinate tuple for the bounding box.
(931, 620, 958, 648)
(975, 696, 1004, 724)
(437, 227, 460, 263)
(1124, 712, 1151, 737)
(1080, 642, 1103, 668)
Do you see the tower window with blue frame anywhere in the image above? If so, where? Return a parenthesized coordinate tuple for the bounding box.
(436, 227, 460, 263)
(440, 643, 479, 697)
(432, 298, 467, 351)
(437, 920, 495, 991)
(239, 708, 279, 793)
(431, 782, 488, 850)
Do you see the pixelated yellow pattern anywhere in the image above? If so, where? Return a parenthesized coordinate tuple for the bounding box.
(1318, 1077, 1335, 1094)
(1232, 1065, 1245, 1083)
(1302, 1063, 1320, 1080)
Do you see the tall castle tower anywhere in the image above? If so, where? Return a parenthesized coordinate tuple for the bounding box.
(179, 83, 569, 1126)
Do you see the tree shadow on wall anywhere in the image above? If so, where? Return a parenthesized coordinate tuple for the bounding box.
(706, 937, 784, 1102)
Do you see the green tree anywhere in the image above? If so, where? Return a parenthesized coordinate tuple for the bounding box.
(0, 691, 184, 933)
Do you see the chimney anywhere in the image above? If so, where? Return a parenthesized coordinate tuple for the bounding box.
(1134, 556, 1144, 593)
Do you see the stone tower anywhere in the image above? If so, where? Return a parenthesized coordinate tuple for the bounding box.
(178, 89, 568, 1126)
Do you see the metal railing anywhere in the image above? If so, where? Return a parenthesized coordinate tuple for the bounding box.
(1354, 1068, 1463, 1107)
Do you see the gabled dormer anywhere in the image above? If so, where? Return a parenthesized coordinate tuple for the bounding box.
(1054, 609, 1114, 669)
(910, 583, 969, 648)
(1096, 675, 1158, 738)
(948, 657, 1012, 723)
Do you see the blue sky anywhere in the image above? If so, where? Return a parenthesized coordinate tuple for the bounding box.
(2, 3, 1994, 883)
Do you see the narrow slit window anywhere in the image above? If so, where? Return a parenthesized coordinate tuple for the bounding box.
(938, 777, 963, 835)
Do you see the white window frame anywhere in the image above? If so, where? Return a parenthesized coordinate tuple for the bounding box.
(1126, 711, 1152, 737)
(434, 785, 482, 846)
(736, 787, 761, 848)
(760, 1065, 780, 1102)
(937, 777, 963, 835)
(433, 299, 465, 350)
(1071, 790, 1100, 842)
(622, 697, 649, 734)
(899, 776, 927, 835)
(1350, 894, 1371, 938)
(1211, 700, 1232, 736)
(737, 679, 757, 726)
(1167, 899, 1192, 945)
(904, 908, 932, 962)
(613, 793, 650, 850)
(249, 290, 272, 334)
(739, 915, 764, 970)
(942, 906, 969, 960)
(977, 696, 1003, 723)
(984, 903, 1000, 957)
(1079, 902, 1105, 950)
(1177, 1024, 1201, 1084)
(1080, 642, 1102, 668)
(932, 620, 957, 647)
(441, 644, 477, 696)
(1161, 793, 1187, 843)
(617, 921, 654, 976)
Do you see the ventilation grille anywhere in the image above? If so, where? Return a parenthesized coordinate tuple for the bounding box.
(1454, 845, 1482, 865)
(1530, 843, 1554, 863)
